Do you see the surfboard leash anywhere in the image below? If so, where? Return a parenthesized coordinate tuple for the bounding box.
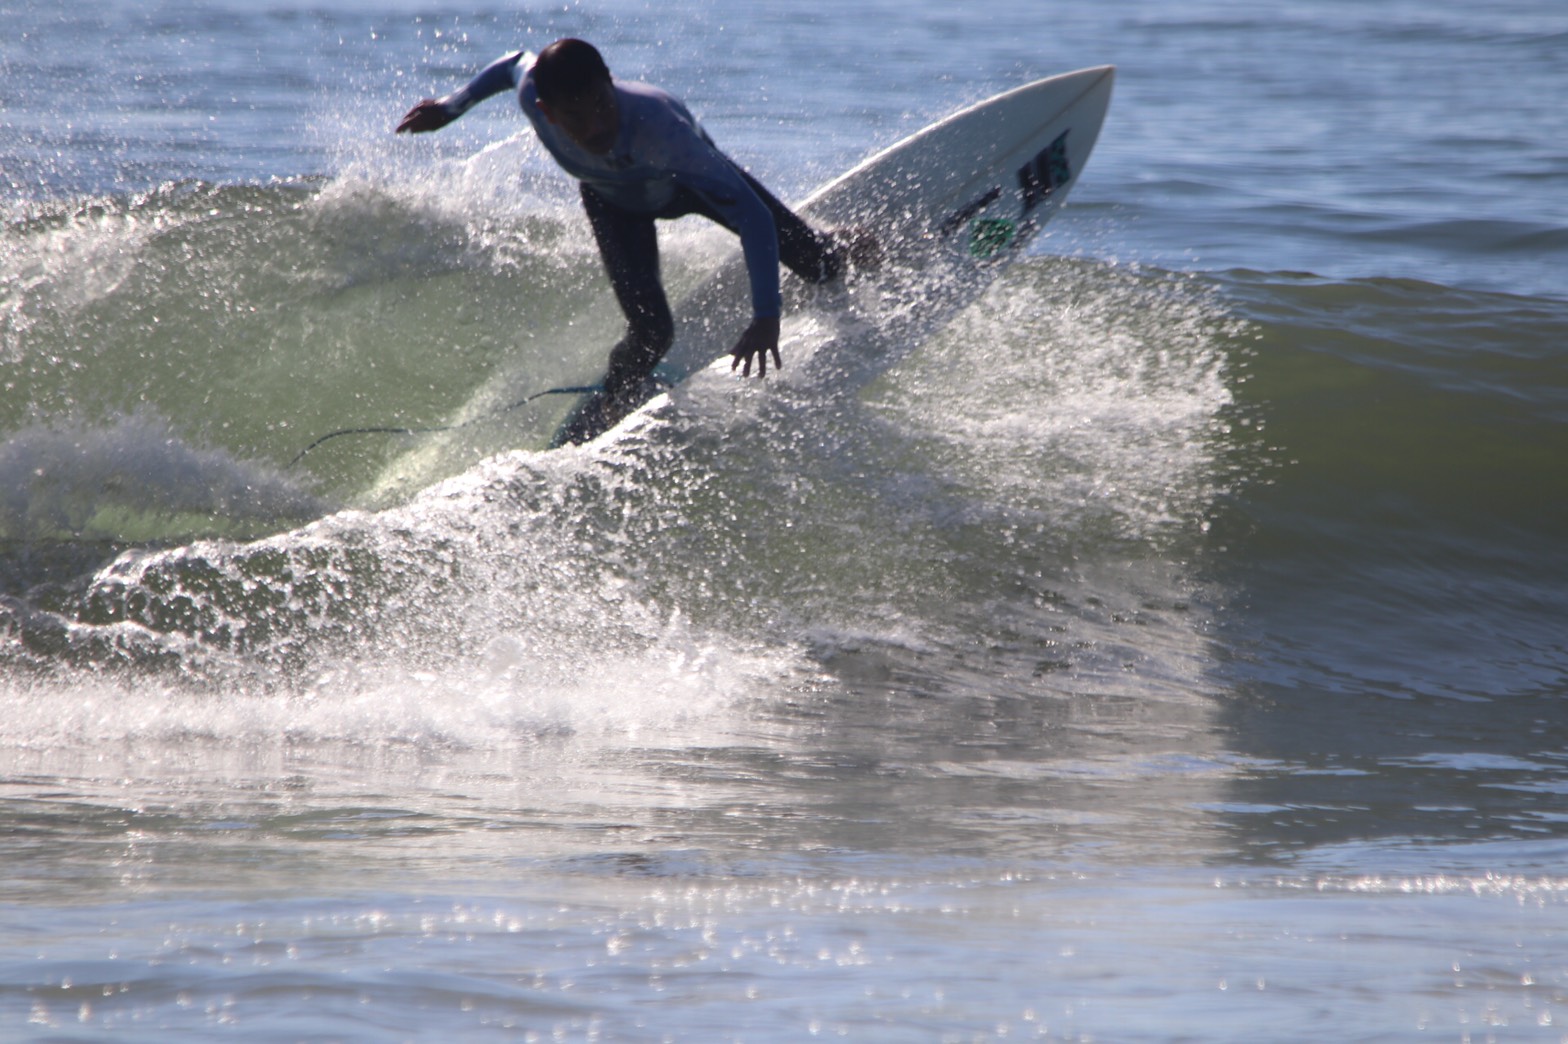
(287, 383, 602, 468)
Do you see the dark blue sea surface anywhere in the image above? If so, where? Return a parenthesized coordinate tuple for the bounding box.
(3, 1, 1566, 1039)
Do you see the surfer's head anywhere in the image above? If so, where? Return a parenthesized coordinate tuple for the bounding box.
(533, 38, 619, 154)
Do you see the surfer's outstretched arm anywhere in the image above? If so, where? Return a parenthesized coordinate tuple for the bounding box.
(396, 50, 529, 133)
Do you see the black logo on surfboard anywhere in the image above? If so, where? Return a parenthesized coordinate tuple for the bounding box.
(1018, 130, 1072, 213)
(936, 187, 1003, 238)
(933, 127, 1075, 259)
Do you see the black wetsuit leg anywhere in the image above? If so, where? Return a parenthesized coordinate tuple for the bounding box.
(579, 183, 676, 404)
(701, 167, 843, 285)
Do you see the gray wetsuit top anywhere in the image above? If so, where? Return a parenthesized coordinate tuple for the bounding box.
(438, 51, 782, 318)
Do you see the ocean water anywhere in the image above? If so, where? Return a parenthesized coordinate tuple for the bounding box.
(3, 0, 1567, 1040)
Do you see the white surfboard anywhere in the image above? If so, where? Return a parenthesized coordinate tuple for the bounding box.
(553, 64, 1116, 446)
(335, 65, 1114, 494)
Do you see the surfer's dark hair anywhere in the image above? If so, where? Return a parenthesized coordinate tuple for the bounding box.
(533, 38, 612, 104)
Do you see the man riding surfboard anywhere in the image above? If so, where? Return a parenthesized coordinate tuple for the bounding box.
(398, 38, 873, 444)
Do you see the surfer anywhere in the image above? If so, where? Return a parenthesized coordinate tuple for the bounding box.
(397, 38, 870, 444)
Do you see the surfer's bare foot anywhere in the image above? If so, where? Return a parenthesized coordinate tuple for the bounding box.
(830, 226, 883, 276)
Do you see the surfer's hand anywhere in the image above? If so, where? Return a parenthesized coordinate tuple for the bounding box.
(730, 316, 782, 378)
(396, 99, 455, 134)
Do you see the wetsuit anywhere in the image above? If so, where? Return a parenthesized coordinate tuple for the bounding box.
(436, 51, 840, 440)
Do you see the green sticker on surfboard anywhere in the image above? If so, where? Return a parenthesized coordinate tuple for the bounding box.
(967, 217, 1019, 258)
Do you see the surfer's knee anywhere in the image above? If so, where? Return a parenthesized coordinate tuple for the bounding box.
(827, 227, 882, 278)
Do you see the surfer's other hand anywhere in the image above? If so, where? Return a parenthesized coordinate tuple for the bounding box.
(730, 316, 782, 378)
(396, 99, 455, 134)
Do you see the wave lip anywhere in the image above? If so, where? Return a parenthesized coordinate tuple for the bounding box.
(0, 413, 328, 545)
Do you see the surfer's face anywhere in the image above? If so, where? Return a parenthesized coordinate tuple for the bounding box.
(540, 81, 619, 155)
